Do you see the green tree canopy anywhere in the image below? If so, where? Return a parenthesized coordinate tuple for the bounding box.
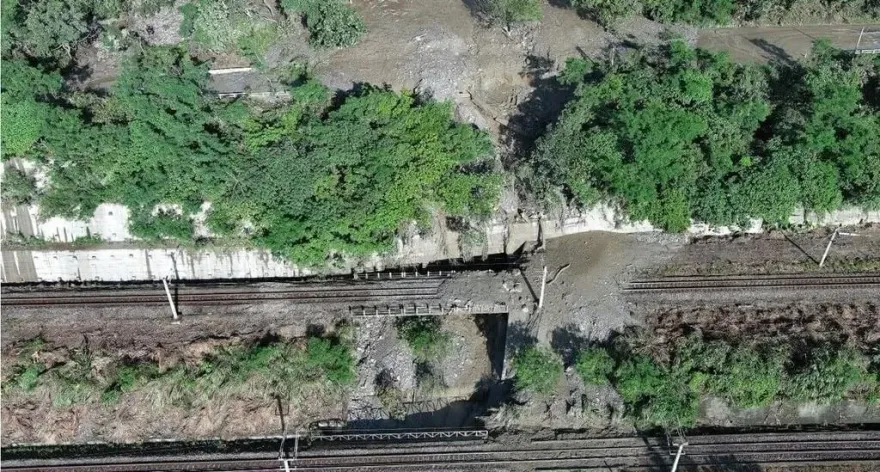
(12, 46, 498, 264)
(531, 40, 880, 230)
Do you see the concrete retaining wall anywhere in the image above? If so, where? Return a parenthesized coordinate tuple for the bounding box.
(3, 202, 879, 283)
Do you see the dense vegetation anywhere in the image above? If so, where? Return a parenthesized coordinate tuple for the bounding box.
(1, 44, 498, 263)
(570, 0, 879, 26)
(573, 336, 879, 426)
(528, 40, 880, 230)
(2, 336, 355, 407)
(0, 0, 363, 66)
(280, 0, 366, 48)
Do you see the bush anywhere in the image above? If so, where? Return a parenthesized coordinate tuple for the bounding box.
(570, 0, 637, 25)
(281, 0, 365, 48)
(614, 354, 699, 426)
(575, 347, 615, 385)
(395, 317, 451, 362)
(101, 363, 159, 404)
(129, 210, 194, 240)
(706, 346, 786, 408)
(568, 0, 876, 26)
(11, 0, 90, 58)
(49, 347, 102, 407)
(303, 336, 356, 385)
(673, 337, 787, 408)
(512, 346, 562, 395)
(4, 363, 45, 392)
(176, 0, 280, 60)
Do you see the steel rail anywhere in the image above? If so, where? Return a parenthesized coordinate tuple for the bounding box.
(2, 284, 442, 307)
(624, 274, 880, 292)
(6, 432, 879, 472)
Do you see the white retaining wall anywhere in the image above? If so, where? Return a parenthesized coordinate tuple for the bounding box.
(2, 203, 879, 283)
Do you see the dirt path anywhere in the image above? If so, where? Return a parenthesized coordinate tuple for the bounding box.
(697, 24, 880, 63)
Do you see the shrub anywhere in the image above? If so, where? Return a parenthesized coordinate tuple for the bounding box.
(375, 370, 406, 420)
(673, 337, 786, 408)
(49, 347, 102, 407)
(1, 165, 38, 206)
(485, 0, 543, 26)
(704, 346, 786, 408)
(575, 347, 615, 385)
(101, 363, 159, 404)
(3, 336, 355, 408)
(395, 317, 451, 362)
(4, 363, 45, 392)
(512, 346, 562, 395)
(21, 46, 497, 264)
(303, 336, 356, 385)
(570, 0, 637, 25)
(576, 335, 878, 427)
(129, 210, 194, 240)
(13, 0, 90, 58)
(614, 354, 699, 426)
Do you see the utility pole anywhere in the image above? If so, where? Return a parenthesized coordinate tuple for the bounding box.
(538, 266, 548, 310)
(856, 26, 866, 53)
(819, 229, 858, 268)
(670, 442, 689, 472)
(162, 276, 179, 322)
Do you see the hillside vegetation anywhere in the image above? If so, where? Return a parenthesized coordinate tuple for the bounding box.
(570, 0, 879, 26)
(2, 1, 879, 262)
(1, 48, 498, 263)
(527, 40, 880, 230)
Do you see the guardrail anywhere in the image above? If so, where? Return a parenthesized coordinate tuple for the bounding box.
(349, 303, 508, 317)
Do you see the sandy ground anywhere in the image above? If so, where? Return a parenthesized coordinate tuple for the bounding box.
(315, 0, 614, 137)
(525, 232, 685, 347)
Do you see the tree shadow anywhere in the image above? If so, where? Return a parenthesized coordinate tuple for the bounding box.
(748, 38, 795, 66)
(474, 313, 509, 378)
(460, 0, 491, 22)
(550, 323, 592, 366)
(505, 320, 537, 357)
(305, 323, 326, 338)
(502, 54, 577, 171)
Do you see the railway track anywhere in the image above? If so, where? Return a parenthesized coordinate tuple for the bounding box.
(6, 431, 879, 471)
(624, 273, 880, 293)
(1, 280, 444, 307)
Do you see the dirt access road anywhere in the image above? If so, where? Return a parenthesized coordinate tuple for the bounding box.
(697, 24, 880, 62)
